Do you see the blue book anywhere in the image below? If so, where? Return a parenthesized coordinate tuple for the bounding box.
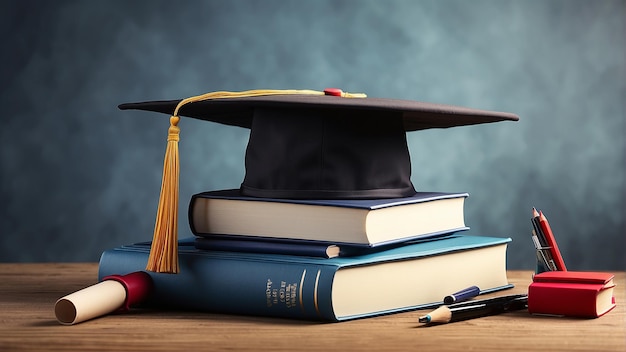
(189, 189, 469, 246)
(98, 234, 513, 322)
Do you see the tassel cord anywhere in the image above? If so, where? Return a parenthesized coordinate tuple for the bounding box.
(144, 89, 365, 273)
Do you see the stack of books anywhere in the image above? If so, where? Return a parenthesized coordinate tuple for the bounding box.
(98, 189, 513, 322)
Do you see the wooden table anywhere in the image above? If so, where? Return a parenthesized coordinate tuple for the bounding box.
(0, 264, 624, 351)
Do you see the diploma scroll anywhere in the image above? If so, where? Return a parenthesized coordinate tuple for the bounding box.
(55, 271, 152, 325)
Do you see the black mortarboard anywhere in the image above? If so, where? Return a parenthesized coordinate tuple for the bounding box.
(118, 88, 519, 273)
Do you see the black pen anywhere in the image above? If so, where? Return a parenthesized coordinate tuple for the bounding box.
(418, 294, 528, 324)
(443, 293, 528, 309)
(531, 207, 556, 271)
(532, 229, 556, 271)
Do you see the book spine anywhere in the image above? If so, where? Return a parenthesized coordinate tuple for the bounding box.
(98, 249, 339, 321)
(527, 283, 601, 317)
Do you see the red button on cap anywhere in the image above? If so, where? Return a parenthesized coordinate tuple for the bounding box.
(324, 88, 343, 96)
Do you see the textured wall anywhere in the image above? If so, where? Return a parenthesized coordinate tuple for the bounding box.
(1, 0, 624, 270)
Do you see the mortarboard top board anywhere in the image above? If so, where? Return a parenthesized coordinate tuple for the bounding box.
(120, 88, 519, 199)
(118, 88, 519, 273)
(119, 89, 519, 131)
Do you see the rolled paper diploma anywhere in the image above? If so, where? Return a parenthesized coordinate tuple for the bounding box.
(55, 271, 152, 325)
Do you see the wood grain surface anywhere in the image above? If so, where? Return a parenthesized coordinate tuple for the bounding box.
(0, 264, 624, 351)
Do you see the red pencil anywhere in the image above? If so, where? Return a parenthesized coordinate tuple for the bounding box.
(538, 211, 567, 271)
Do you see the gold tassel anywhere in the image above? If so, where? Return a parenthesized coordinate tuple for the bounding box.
(144, 89, 365, 274)
(146, 115, 180, 273)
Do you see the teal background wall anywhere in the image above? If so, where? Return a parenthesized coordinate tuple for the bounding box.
(1, 0, 624, 270)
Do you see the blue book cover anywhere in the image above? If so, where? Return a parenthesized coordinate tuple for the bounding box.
(189, 189, 470, 246)
(98, 234, 513, 322)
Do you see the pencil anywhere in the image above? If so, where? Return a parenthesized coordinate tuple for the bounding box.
(531, 207, 548, 247)
(532, 207, 540, 219)
(539, 211, 567, 271)
(418, 294, 528, 324)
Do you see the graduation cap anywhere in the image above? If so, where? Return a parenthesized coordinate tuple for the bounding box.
(119, 88, 519, 273)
